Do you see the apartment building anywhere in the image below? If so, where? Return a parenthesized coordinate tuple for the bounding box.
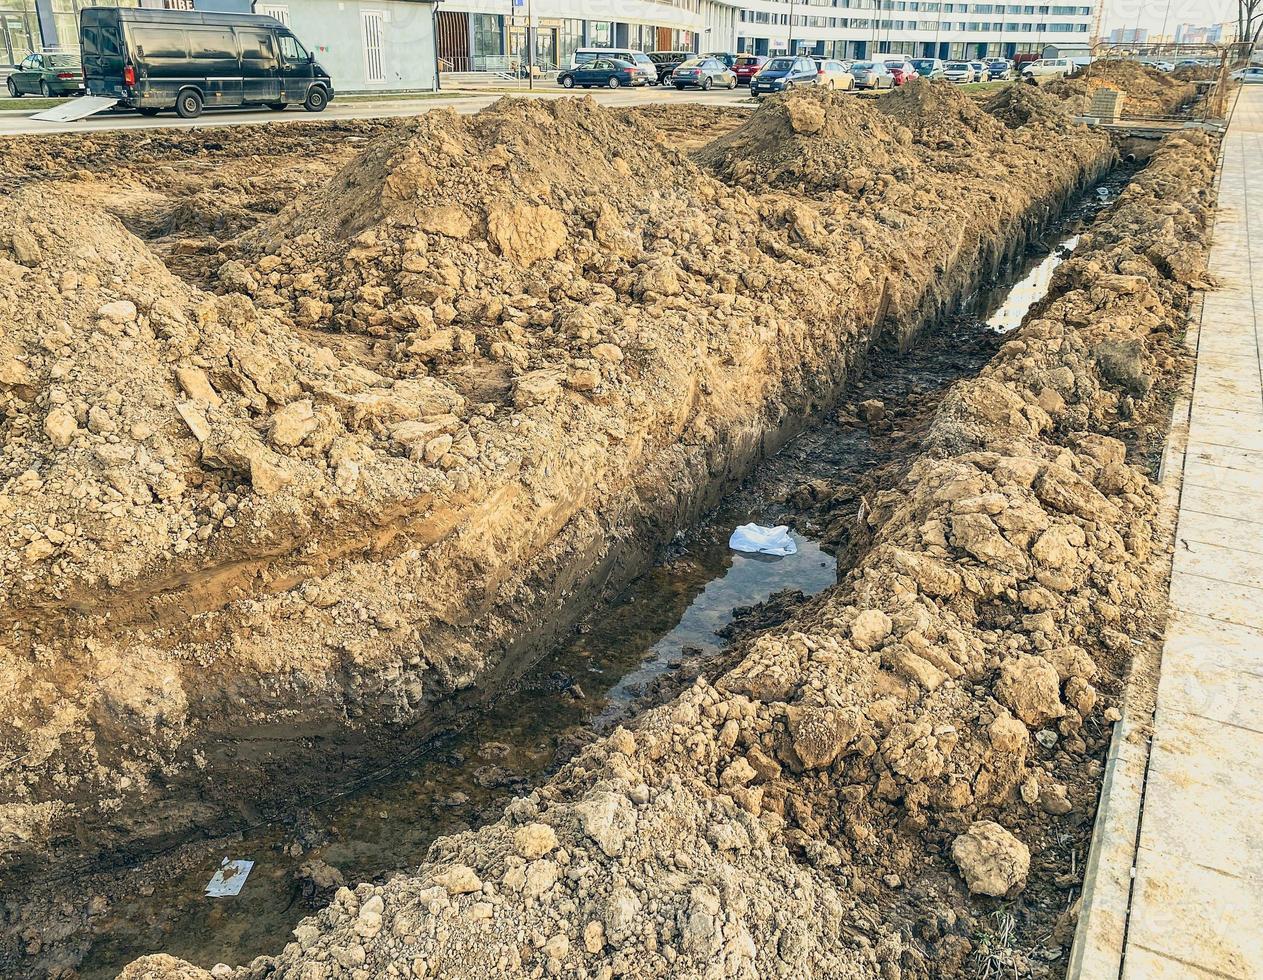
(736, 0, 1096, 61)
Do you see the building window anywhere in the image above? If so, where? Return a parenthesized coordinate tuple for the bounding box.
(588, 20, 611, 47)
(472, 13, 502, 59)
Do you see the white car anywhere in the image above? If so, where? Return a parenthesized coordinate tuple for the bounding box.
(1231, 66, 1263, 84)
(1022, 58, 1072, 79)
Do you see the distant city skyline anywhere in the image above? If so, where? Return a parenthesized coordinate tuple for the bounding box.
(1099, 0, 1237, 36)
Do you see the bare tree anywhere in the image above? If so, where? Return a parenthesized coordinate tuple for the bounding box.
(1239, 0, 1263, 47)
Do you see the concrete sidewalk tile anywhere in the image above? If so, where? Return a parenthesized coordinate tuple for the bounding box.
(1174, 538, 1263, 589)
(1175, 511, 1263, 555)
(1123, 946, 1249, 980)
(1146, 708, 1263, 799)
(1187, 421, 1263, 454)
(1178, 482, 1263, 526)
(1139, 763, 1263, 881)
(1168, 572, 1263, 629)
(1126, 848, 1263, 979)
(1185, 442, 1263, 474)
(1183, 458, 1263, 496)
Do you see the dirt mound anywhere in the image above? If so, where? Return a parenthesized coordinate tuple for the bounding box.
(127, 129, 1215, 980)
(983, 82, 1077, 129)
(695, 85, 919, 193)
(1047, 60, 1198, 116)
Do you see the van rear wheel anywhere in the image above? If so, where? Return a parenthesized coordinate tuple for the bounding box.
(303, 86, 328, 112)
(175, 89, 203, 119)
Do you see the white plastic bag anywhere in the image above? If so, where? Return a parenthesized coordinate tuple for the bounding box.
(728, 523, 798, 557)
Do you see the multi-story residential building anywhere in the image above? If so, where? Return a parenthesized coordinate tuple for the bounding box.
(735, 0, 1096, 61)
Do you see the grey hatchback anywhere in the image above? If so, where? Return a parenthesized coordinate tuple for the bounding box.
(671, 57, 737, 90)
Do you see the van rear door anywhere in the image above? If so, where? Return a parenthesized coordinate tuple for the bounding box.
(186, 27, 243, 107)
(238, 28, 281, 103)
(81, 14, 127, 98)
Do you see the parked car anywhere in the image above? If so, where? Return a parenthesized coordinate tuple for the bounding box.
(909, 57, 944, 78)
(732, 54, 768, 85)
(701, 51, 738, 69)
(1021, 57, 1073, 79)
(671, 57, 736, 90)
(986, 58, 1012, 80)
(559, 57, 644, 89)
(969, 60, 990, 81)
(813, 57, 854, 89)
(850, 60, 896, 89)
(884, 59, 916, 85)
(1232, 65, 1263, 83)
(1152, 60, 1175, 72)
(6, 52, 83, 97)
(80, 7, 332, 117)
(942, 61, 975, 83)
(571, 48, 656, 85)
(750, 55, 818, 95)
(648, 50, 691, 84)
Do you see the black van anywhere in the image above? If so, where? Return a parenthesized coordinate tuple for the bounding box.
(80, 7, 334, 118)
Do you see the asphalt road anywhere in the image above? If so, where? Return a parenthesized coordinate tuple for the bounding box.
(0, 84, 753, 135)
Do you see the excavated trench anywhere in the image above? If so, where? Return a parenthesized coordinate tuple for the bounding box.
(1, 164, 1133, 980)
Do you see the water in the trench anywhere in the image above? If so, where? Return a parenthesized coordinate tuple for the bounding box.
(41, 176, 1127, 980)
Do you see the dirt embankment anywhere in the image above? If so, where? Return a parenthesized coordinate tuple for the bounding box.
(119, 126, 1217, 980)
(0, 84, 1111, 871)
(1045, 60, 1199, 117)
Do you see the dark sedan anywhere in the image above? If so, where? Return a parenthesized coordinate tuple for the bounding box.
(558, 58, 645, 89)
(671, 57, 737, 90)
(987, 59, 1013, 80)
(750, 56, 818, 95)
(6, 52, 83, 97)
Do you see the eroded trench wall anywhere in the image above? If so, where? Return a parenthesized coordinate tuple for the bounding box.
(0, 94, 1114, 871)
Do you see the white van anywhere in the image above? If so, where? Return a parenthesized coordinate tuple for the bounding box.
(1022, 58, 1073, 79)
(570, 47, 657, 84)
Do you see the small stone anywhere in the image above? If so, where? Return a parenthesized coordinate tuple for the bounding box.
(268, 399, 318, 448)
(43, 407, 78, 448)
(433, 865, 482, 895)
(858, 398, 886, 422)
(513, 823, 558, 861)
(97, 300, 138, 323)
(175, 367, 222, 407)
(951, 820, 1031, 897)
(850, 609, 892, 651)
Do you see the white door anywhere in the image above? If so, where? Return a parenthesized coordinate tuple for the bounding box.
(258, 4, 290, 24)
(361, 10, 385, 83)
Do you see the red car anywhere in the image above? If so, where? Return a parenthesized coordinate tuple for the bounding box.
(733, 55, 768, 85)
(885, 60, 915, 85)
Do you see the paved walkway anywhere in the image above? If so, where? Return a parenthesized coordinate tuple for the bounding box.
(1122, 85, 1263, 979)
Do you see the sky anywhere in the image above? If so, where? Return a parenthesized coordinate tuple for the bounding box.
(1099, 0, 1238, 34)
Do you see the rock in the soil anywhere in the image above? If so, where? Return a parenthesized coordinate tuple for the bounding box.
(513, 822, 558, 860)
(951, 820, 1031, 897)
(858, 398, 886, 422)
(850, 608, 892, 650)
(996, 654, 1065, 727)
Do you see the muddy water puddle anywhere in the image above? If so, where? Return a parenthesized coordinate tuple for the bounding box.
(20, 175, 1130, 979)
